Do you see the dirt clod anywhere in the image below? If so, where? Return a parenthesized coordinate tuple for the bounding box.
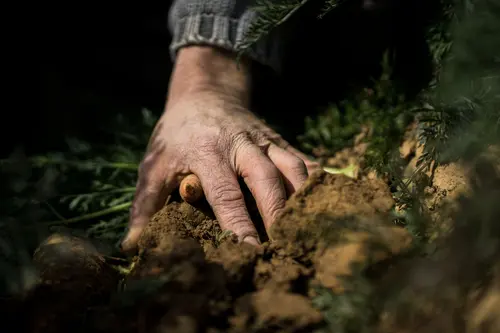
(205, 237, 261, 294)
(270, 171, 399, 258)
(138, 201, 221, 251)
(126, 235, 230, 331)
(254, 255, 312, 292)
(120, 171, 412, 332)
(27, 233, 118, 333)
(230, 289, 324, 333)
(33, 233, 115, 289)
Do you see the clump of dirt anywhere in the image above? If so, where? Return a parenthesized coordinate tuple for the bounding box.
(32, 233, 117, 289)
(10, 117, 498, 333)
(20, 233, 119, 333)
(230, 289, 324, 332)
(423, 162, 472, 239)
(253, 254, 312, 292)
(121, 171, 413, 332)
(269, 171, 412, 292)
(15, 171, 417, 333)
(14, 153, 500, 333)
(205, 239, 261, 294)
(403, 142, 500, 241)
(324, 121, 484, 244)
(125, 235, 231, 332)
(375, 158, 500, 333)
(137, 201, 222, 252)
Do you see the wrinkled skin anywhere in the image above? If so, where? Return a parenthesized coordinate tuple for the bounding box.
(121, 46, 319, 251)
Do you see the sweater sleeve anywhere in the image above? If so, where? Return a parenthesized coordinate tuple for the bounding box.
(168, 0, 285, 73)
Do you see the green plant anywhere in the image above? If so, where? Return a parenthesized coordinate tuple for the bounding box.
(298, 103, 360, 157)
(1, 109, 156, 251)
(312, 271, 374, 333)
(298, 51, 417, 169)
(238, 0, 349, 58)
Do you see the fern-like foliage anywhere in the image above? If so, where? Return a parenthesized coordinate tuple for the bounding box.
(312, 271, 374, 333)
(238, 0, 349, 56)
(0, 109, 156, 257)
(298, 51, 418, 169)
(318, 0, 350, 18)
(417, 0, 500, 170)
(298, 103, 360, 157)
(238, 0, 311, 55)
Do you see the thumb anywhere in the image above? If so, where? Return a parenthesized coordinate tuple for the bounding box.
(121, 171, 177, 254)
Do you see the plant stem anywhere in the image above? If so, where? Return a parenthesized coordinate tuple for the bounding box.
(60, 187, 136, 199)
(42, 201, 67, 221)
(0, 156, 139, 171)
(44, 202, 132, 225)
(276, 0, 309, 26)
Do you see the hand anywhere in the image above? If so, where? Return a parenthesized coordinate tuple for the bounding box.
(121, 46, 319, 252)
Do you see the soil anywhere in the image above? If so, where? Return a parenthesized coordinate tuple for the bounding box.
(120, 171, 413, 333)
(8, 131, 500, 333)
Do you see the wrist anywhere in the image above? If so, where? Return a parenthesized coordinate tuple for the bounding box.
(168, 46, 252, 105)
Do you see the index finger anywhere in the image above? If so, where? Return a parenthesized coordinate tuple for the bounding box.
(192, 159, 260, 246)
(236, 144, 288, 231)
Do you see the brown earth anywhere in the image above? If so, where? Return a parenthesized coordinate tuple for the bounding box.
(11, 132, 500, 333)
(122, 171, 414, 333)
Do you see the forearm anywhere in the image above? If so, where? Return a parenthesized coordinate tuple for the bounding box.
(168, 0, 284, 73)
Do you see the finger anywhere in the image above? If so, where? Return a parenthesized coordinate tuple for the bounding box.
(270, 137, 321, 175)
(121, 166, 178, 253)
(192, 160, 260, 246)
(266, 144, 308, 194)
(284, 145, 321, 175)
(180, 174, 204, 203)
(236, 142, 288, 231)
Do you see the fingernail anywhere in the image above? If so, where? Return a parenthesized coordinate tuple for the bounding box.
(242, 235, 261, 247)
(120, 226, 142, 252)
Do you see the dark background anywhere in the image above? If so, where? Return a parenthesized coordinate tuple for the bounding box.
(23, 0, 437, 158)
(34, 3, 174, 154)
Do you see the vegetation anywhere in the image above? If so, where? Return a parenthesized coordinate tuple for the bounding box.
(1, 0, 499, 331)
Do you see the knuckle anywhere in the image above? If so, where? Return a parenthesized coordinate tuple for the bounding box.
(223, 212, 253, 232)
(246, 162, 283, 190)
(306, 161, 321, 173)
(129, 201, 140, 220)
(135, 168, 161, 196)
(209, 181, 244, 208)
(290, 158, 308, 176)
(129, 202, 148, 226)
(249, 129, 268, 146)
(228, 131, 251, 153)
(267, 192, 286, 220)
(253, 172, 286, 222)
(197, 135, 220, 153)
(258, 164, 282, 182)
(238, 228, 259, 240)
(137, 156, 153, 176)
(142, 183, 160, 197)
(196, 132, 236, 161)
(138, 152, 168, 178)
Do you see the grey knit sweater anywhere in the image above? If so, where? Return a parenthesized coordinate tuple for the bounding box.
(168, 0, 283, 72)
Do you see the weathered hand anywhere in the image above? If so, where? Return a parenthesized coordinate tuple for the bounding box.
(121, 46, 318, 252)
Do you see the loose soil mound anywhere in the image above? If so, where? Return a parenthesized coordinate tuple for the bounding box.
(125, 171, 414, 333)
(11, 141, 500, 333)
(15, 172, 418, 333)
